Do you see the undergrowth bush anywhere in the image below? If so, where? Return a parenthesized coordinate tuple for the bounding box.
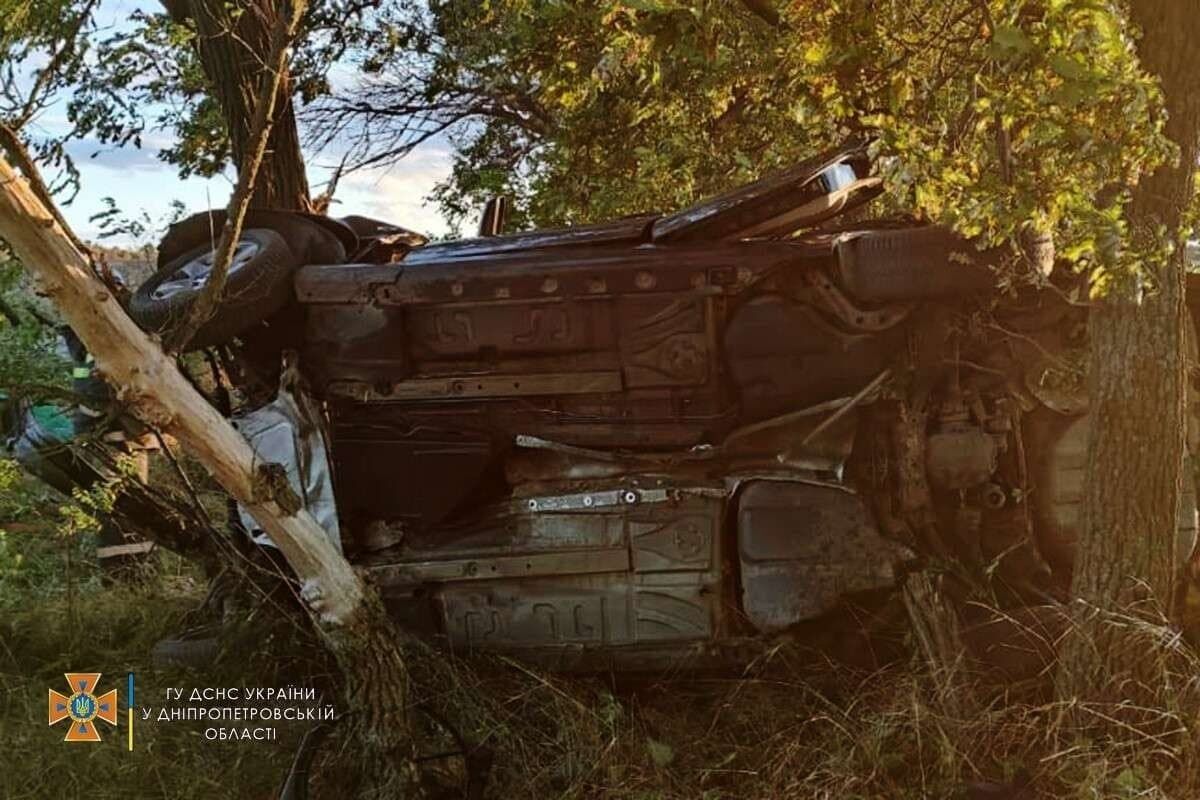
(5, 469, 1200, 797)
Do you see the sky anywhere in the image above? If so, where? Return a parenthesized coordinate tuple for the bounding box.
(55, 131, 457, 248)
(27, 0, 457, 249)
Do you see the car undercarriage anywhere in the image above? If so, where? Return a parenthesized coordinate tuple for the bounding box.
(125, 141, 1200, 671)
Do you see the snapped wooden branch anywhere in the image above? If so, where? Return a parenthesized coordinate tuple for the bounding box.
(165, 0, 310, 352)
(0, 121, 91, 257)
(0, 153, 364, 626)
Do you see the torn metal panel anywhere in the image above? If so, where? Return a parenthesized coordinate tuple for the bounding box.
(234, 386, 342, 554)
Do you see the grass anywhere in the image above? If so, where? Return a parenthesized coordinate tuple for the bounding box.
(0, 583, 303, 799)
(0, 466, 320, 799)
(6, 464, 1200, 798)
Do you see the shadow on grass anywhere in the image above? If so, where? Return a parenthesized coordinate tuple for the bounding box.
(6, 513, 1200, 798)
(0, 551, 327, 799)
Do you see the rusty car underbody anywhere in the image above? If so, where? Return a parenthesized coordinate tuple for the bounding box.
(137, 141, 1200, 671)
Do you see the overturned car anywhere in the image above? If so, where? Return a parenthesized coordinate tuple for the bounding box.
(127, 141, 1200, 670)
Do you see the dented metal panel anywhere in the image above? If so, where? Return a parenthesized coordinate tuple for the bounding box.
(737, 480, 905, 632)
(652, 141, 876, 242)
(247, 142, 1135, 673)
(373, 484, 726, 652)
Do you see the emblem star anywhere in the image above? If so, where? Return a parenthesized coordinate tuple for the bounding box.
(48, 672, 118, 742)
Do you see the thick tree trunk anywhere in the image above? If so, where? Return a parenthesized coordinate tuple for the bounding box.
(0, 154, 420, 796)
(165, 0, 306, 352)
(1057, 0, 1200, 698)
(333, 591, 425, 798)
(174, 0, 311, 210)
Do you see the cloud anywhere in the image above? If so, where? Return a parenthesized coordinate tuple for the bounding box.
(56, 138, 457, 246)
(63, 138, 174, 173)
(326, 149, 455, 237)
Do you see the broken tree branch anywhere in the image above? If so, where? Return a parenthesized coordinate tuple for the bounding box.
(0, 151, 362, 625)
(165, 0, 310, 353)
(0, 149, 429, 796)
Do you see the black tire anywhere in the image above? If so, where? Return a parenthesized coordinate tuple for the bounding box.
(129, 228, 297, 349)
(157, 210, 349, 268)
(834, 226, 1001, 303)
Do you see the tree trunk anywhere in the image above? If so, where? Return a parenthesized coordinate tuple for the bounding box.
(172, 0, 311, 210)
(164, 0, 307, 353)
(0, 154, 420, 796)
(1057, 0, 1200, 699)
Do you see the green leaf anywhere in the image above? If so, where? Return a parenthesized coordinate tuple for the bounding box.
(803, 42, 829, 65)
(1113, 767, 1146, 795)
(621, 0, 673, 12)
(1049, 53, 1088, 81)
(992, 24, 1034, 54)
(646, 737, 675, 767)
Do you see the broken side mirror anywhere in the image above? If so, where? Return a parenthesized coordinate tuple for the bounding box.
(478, 195, 510, 237)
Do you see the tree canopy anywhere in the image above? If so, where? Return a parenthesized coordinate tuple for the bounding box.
(1, 0, 1171, 287)
(312, 0, 1171, 285)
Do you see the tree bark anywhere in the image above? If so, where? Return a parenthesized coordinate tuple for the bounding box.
(172, 0, 312, 210)
(165, 0, 307, 352)
(0, 154, 421, 796)
(1057, 0, 1200, 699)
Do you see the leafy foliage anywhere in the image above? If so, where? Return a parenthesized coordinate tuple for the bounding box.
(88, 196, 187, 259)
(79, 10, 224, 179)
(313, 0, 813, 231)
(53, 0, 414, 185)
(0, 0, 134, 199)
(0, 0, 1176, 289)
(0, 248, 66, 392)
(315, 0, 1170, 289)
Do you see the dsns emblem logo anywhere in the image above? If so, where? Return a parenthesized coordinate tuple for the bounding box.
(48, 673, 117, 742)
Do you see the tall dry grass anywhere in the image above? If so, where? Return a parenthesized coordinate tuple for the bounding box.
(7, 497, 1200, 798)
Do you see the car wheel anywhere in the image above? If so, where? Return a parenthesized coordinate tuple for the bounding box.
(129, 228, 298, 350)
(157, 210, 349, 268)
